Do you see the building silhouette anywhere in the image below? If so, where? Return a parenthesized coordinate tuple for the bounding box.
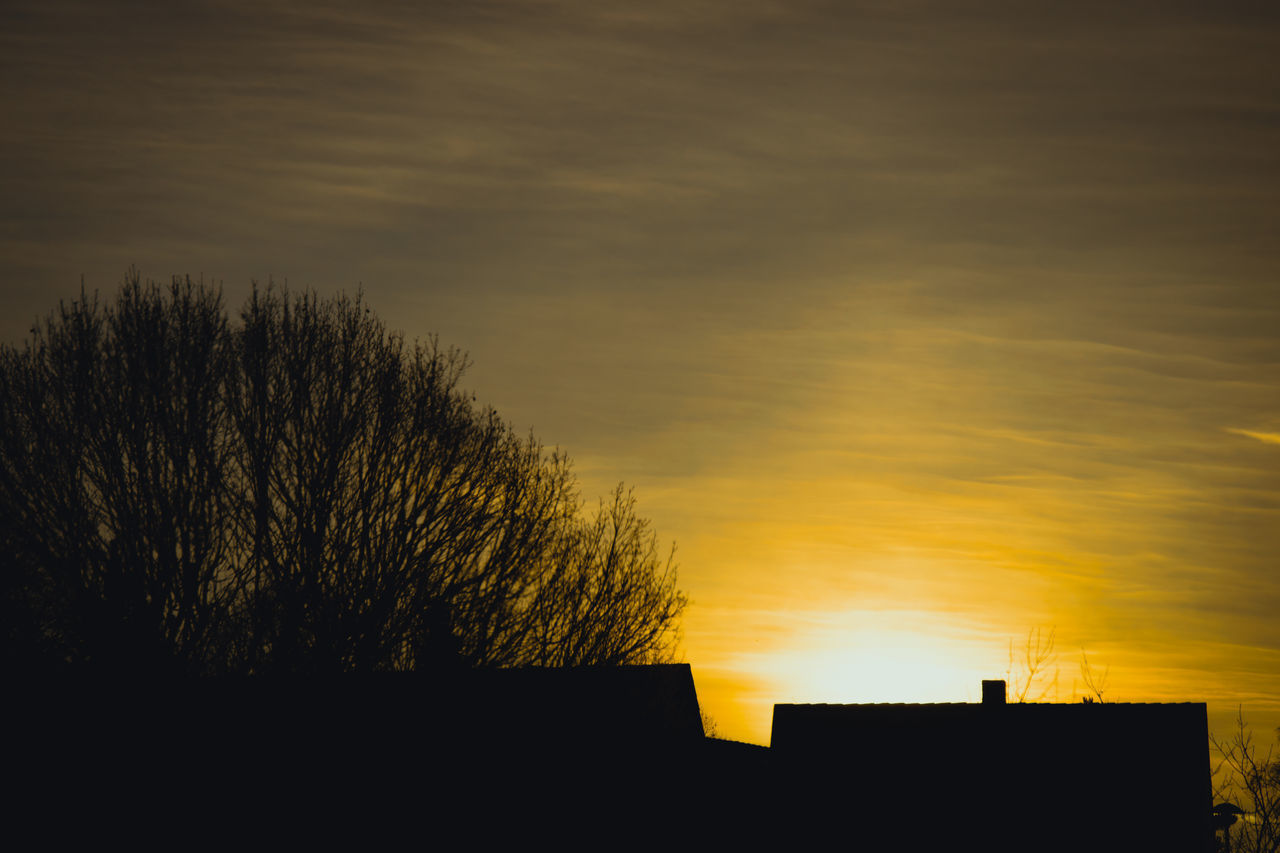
(13, 669, 1210, 850)
(770, 679, 1211, 851)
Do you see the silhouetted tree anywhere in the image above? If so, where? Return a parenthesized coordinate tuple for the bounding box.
(0, 281, 236, 674)
(1213, 713, 1280, 853)
(1078, 649, 1110, 703)
(1006, 626, 1058, 702)
(0, 272, 685, 675)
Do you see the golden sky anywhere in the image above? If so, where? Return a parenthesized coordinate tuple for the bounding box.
(3, 0, 1279, 744)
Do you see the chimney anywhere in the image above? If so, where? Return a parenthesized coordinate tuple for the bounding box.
(982, 680, 1006, 706)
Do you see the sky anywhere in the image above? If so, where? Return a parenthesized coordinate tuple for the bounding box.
(3, 0, 1279, 746)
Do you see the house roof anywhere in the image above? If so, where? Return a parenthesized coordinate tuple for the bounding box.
(772, 699, 1209, 749)
(431, 662, 707, 746)
(769, 691, 1212, 852)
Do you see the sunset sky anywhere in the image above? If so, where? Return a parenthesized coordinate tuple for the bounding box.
(3, 0, 1279, 745)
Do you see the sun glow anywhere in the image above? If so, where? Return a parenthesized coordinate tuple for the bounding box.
(729, 610, 997, 726)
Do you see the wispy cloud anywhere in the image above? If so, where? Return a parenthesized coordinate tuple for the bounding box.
(4, 0, 1280, 745)
(1227, 428, 1280, 446)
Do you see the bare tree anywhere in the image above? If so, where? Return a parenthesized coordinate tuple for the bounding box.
(0, 273, 686, 675)
(1213, 712, 1280, 853)
(0, 278, 236, 673)
(1078, 650, 1110, 703)
(1006, 626, 1058, 702)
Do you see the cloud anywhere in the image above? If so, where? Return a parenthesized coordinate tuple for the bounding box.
(5, 0, 1280, 746)
(1227, 428, 1280, 446)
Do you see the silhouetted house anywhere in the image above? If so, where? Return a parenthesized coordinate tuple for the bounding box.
(14, 668, 1211, 849)
(14, 664, 713, 837)
(770, 680, 1211, 852)
(432, 662, 706, 747)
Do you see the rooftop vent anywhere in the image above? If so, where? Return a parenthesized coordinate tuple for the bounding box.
(982, 679, 1006, 706)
